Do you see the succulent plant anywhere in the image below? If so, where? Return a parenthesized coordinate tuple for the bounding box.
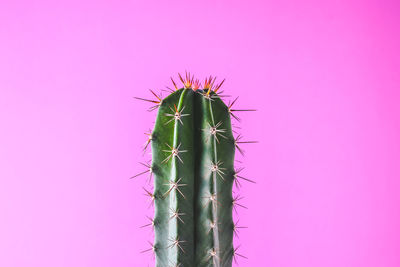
(133, 73, 255, 267)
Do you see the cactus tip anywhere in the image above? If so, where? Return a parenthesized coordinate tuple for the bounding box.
(165, 105, 190, 125)
(214, 78, 225, 93)
(178, 71, 194, 89)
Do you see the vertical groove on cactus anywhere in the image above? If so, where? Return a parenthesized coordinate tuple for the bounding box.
(152, 89, 196, 266)
(135, 74, 253, 267)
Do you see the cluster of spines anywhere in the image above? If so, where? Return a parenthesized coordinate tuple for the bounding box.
(132, 72, 256, 266)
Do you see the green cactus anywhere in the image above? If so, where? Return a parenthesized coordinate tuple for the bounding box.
(134, 74, 254, 267)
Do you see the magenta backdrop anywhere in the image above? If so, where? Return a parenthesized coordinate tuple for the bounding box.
(1, 0, 400, 266)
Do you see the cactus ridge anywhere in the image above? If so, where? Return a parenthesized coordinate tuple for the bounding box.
(134, 74, 255, 267)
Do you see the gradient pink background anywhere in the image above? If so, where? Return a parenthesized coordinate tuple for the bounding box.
(1, 0, 400, 266)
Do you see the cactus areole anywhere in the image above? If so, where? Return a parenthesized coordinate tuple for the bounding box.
(135, 74, 254, 267)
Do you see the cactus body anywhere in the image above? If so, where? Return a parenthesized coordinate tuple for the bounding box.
(151, 86, 235, 267)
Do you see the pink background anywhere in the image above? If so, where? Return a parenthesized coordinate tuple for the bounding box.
(1, 0, 400, 266)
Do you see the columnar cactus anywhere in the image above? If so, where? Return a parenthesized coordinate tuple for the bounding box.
(134, 73, 255, 267)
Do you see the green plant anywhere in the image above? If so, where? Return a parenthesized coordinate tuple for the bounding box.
(133, 73, 255, 267)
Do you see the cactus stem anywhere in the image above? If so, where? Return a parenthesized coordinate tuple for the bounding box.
(163, 177, 187, 199)
(162, 143, 187, 164)
(143, 81, 240, 266)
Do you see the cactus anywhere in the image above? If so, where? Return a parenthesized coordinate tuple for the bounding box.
(134, 73, 255, 267)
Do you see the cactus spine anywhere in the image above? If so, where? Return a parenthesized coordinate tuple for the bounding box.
(135, 74, 252, 267)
